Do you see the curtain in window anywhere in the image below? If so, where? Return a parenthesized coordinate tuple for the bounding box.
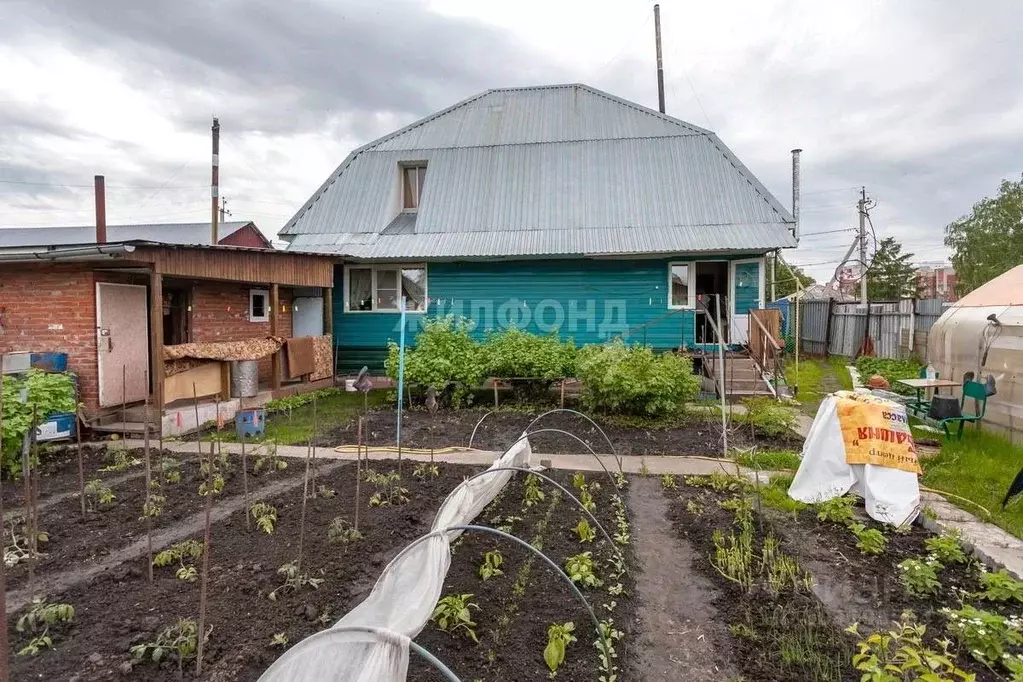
(349, 269, 372, 311)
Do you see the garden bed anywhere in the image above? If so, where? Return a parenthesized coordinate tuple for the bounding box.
(5, 446, 303, 590)
(410, 469, 636, 681)
(9, 459, 480, 680)
(315, 406, 801, 456)
(664, 474, 1023, 682)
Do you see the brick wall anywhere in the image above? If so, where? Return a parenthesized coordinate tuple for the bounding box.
(0, 265, 100, 409)
(190, 282, 293, 382)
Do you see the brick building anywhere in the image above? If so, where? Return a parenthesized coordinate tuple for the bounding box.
(0, 240, 336, 434)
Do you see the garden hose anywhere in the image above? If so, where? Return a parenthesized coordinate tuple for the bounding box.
(918, 486, 992, 520)
(332, 445, 465, 455)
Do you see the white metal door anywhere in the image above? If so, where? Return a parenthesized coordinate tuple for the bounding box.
(292, 297, 324, 337)
(96, 283, 150, 407)
(729, 258, 765, 346)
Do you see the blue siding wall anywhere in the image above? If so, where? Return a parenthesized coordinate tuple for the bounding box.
(334, 256, 762, 371)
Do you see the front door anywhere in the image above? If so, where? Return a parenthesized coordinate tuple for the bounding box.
(730, 258, 763, 345)
(96, 283, 150, 407)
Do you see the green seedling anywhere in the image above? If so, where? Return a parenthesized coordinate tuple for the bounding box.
(153, 539, 204, 582)
(431, 593, 481, 643)
(479, 550, 504, 580)
(16, 597, 74, 656)
(250, 502, 278, 534)
(544, 621, 577, 673)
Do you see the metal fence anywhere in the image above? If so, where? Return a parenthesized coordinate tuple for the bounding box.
(793, 297, 950, 360)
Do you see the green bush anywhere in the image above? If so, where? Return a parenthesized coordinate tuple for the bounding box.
(483, 328, 577, 380)
(575, 340, 699, 417)
(385, 316, 487, 406)
(2, 370, 77, 478)
(853, 356, 923, 396)
(739, 397, 797, 438)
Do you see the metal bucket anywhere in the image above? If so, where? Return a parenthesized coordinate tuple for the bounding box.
(231, 360, 259, 398)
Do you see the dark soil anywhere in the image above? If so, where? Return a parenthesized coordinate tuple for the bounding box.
(3, 444, 133, 507)
(5, 447, 302, 590)
(665, 480, 1014, 682)
(9, 459, 481, 681)
(409, 470, 636, 682)
(315, 407, 801, 456)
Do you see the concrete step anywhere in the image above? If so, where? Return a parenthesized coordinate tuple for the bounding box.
(90, 421, 158, 437)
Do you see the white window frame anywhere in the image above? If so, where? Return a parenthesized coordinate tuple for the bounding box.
(344, 264, 429, 314)
(400, 163, 428, 213)
(248, 289, 270, 322)
(667, 261, 696, 309)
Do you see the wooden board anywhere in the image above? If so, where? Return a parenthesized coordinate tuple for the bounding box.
(163, 361, 228, 405)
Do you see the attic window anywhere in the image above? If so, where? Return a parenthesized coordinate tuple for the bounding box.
(402, 164, 427, 211)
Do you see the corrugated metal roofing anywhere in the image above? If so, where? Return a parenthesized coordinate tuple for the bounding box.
(281, 84, 795, 258)
(0, 221, 253, 248)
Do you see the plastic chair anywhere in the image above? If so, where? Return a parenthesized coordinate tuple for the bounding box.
(939, 380, 987, 440)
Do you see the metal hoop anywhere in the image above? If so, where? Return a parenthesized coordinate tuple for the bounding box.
(523, 409, 622, 473)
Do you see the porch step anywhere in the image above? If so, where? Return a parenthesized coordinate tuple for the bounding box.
(90, 421, 159, 438)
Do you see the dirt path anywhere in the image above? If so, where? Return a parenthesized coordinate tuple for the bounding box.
(627, 478, 738, 681)
(5, 460, 349, 615)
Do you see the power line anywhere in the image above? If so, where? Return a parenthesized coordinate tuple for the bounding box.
(0, 179, 205, 190)
(591, 9, 654, 80)
(801, 227, 856, 237)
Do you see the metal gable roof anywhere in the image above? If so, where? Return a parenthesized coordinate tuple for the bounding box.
(280, 84, 795, 257)
(0, 221, 255, 248)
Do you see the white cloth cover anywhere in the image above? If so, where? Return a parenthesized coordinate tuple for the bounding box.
(259, 437, 533, 682)
(788, 395, 920, 526)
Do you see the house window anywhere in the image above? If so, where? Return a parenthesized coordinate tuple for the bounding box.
(345, 264, 428, 312)
(402, 164, 427, 211)
(249, 289, 269, 322)
(668, 263, 694, 308)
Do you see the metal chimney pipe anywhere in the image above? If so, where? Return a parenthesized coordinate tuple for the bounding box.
(94, 175, 107, 244)
(790, 148, 802, 242)
(654, 4, 666, 114)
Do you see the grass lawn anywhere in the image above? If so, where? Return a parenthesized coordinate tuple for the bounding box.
(208, 388, 391, 445)
(785, 356, 853, 415)
(735, 448, 802, 471)
(919, 427, 1023, 538)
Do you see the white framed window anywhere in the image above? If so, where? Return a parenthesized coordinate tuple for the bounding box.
(344, 264, 428, 313)
(668, 262, 695, 309)
(401, 163, 427, 211)
(249, 289, 270, 322)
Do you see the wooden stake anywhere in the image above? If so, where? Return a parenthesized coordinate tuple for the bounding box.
(0, 358, 8, 682)
(354, 416, 363, 533)
(24, 405, 37, 587)
(143, 371, 154, 582)
(121, 364, 127, 444)
(560, 379, 566, 408)
(310, 395, 319, 495)
(298, 437, 312, 572)
(192, 383, 203, 464)
(493, 381, 498, 408)
(195, 413, 215, 676)
(241, 439, 250, 531)
(75, 406, 86, 519)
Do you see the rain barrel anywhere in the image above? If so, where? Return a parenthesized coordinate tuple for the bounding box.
(230, 360, 259, 398)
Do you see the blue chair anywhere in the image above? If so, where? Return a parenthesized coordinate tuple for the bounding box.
(939, 381, 988, 440)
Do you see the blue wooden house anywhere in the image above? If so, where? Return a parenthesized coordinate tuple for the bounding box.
(280, 84, 796, 373)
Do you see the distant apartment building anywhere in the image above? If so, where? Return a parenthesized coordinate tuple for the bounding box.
(916, 262, 957, 301)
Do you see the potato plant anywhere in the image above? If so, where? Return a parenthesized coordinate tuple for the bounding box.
(250, 502, 278, 534)
(15, 597, 74, 656)
(130, 618, 206, 672)
(431, 593, 481, 643)
(268, 561, 324, 601)
(815, 496, 855, 525)
(327, 517, 363, 550)
(84, 479, 115, 510)
(153, 539, 204, 582)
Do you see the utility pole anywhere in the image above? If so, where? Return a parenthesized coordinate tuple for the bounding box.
(654, 4, 665, 114)
(219, 197, 231, 225)
(858, 186, 868, 305)
(210, 118, 220, 245)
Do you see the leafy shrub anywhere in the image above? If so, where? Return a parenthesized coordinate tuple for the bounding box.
(1, 370, 77, 477)
(848, 612, 976, 682)
(385, 316, 487, 407)
(976, 568, 1023, 604)
(483, 328, 577, 379)
(739, 397, 797, 438)
(942, 605, 1023, 673)
(853, 356, 923, 396)
(576, 340, 699, 417)
(815, 496, 855, 525)
(925, 531, 968, 566)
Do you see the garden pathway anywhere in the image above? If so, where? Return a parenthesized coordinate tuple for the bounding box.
(627, 477, 738, 681)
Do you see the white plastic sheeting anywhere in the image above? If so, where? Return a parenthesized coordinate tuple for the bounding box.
(788, 394, 920, 526)
(259, 437, 534, 682)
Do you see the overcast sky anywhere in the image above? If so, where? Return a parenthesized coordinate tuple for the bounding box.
(1, 0, 1020, 281)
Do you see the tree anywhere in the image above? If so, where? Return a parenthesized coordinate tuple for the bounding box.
(765, 255, 815, 299)
(944, 177, 1023, 295)
(867, 237, 917, 300)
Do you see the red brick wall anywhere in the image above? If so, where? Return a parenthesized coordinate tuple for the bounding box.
(0, 265, 100, 410)
(218, 224, 272, 249)
(190, 282, 293, 382)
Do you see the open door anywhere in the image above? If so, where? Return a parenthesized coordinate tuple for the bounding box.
(730, 258, 764, 345)
(96, 283, 150, 407)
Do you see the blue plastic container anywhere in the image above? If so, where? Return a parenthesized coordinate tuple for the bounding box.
(235, 408, 266, 439)
(36, 412, 76, 442)
(30, 352, 68, 372)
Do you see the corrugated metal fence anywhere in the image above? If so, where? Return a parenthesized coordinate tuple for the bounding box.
(793, 298, 949, 360)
